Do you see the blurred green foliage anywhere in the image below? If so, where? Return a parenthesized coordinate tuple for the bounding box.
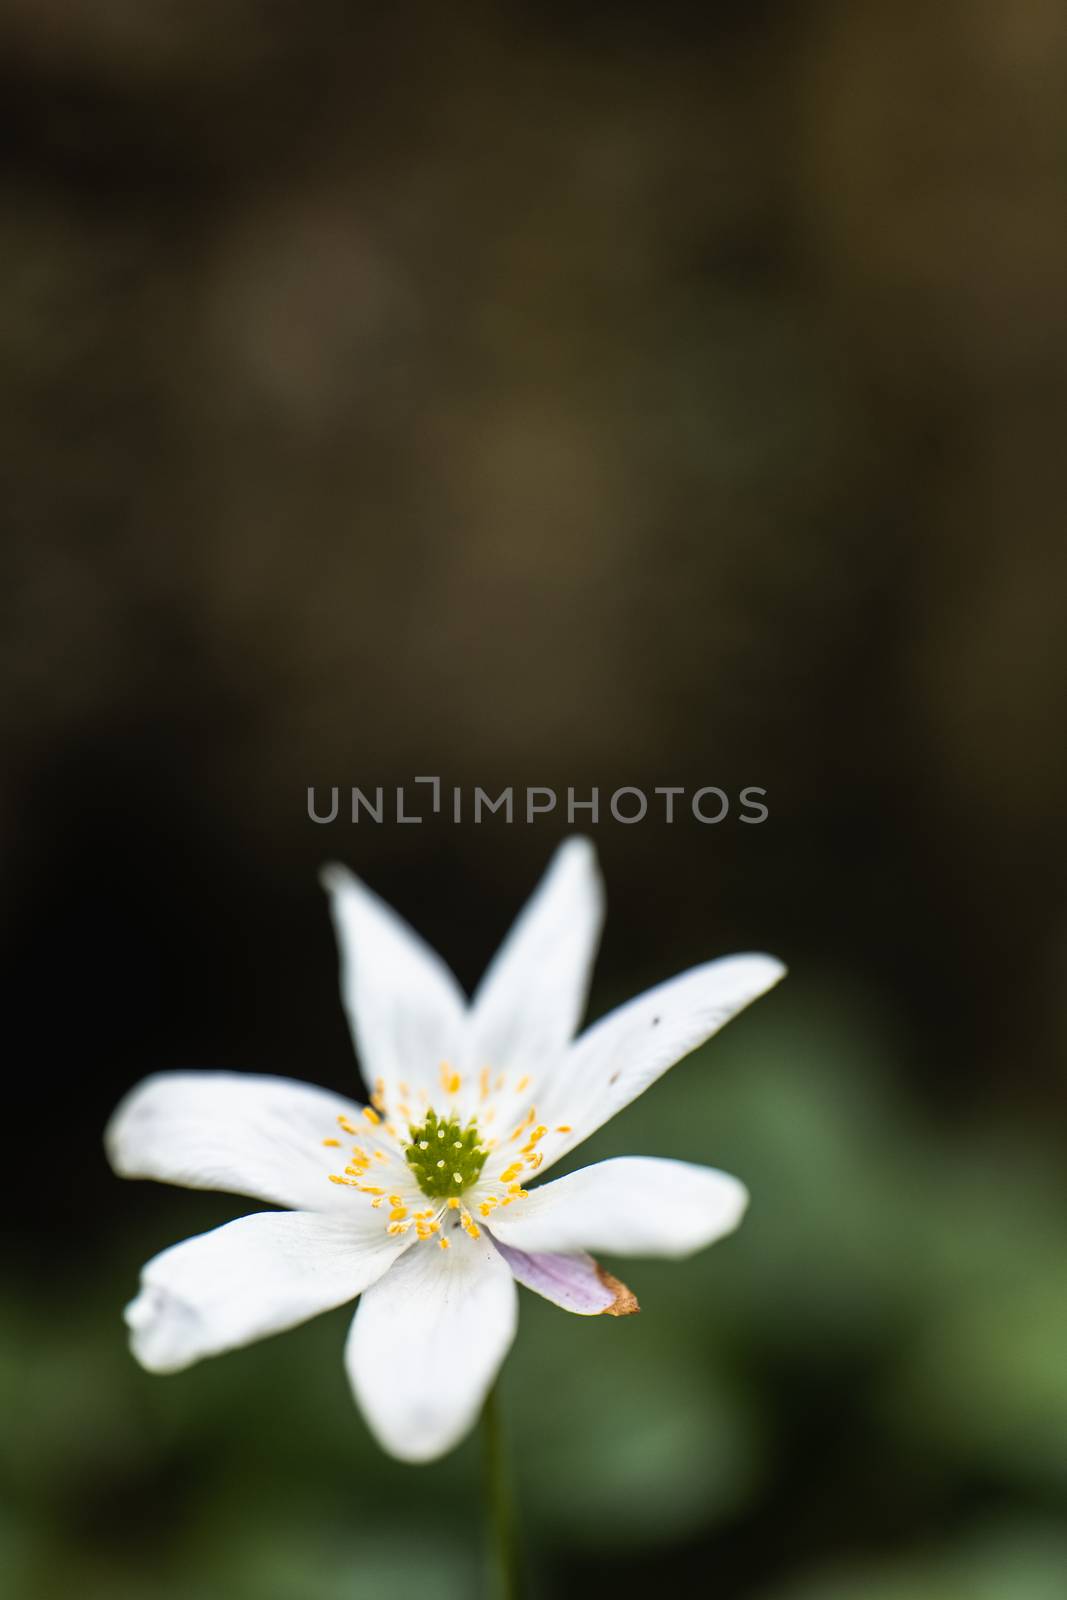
(4, 982, 1065, 1598)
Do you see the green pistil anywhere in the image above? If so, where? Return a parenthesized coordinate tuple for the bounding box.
(404, 1108, 488, 1199)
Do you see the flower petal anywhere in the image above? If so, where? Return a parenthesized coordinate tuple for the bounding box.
(541, 954, 785, 1161)
(106, 1071, 367, 1211)
(489, 1157, 748, 1258)
(345, 1232, 518, 1462)
(492, 1237, 638, 1316)
(321, 864, 467, 1100)
(467, 837, 604, 1078)
(126, 1211, 408, 1373)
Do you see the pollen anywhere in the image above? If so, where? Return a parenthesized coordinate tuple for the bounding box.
(322, 1138, 341, 1147)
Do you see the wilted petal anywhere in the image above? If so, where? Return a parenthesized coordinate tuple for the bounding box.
(106, 1071, 366, 1211)
(126, 1211, 408, 1373)
(492, 1237, 638, 1316)
(345, 1231, 517, 1462)
(489, 1157, 748, 1258)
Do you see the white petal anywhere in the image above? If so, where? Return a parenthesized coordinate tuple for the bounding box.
(345, 1232, 518, 1462)
(106, 1071, 366, 1211)
(321, 864, 467, 1100)
(126, 1211, 408, 1373)
(489, 1157, 749, 1258)
(541, 954, 785, 1161)
(467, 837, 604, 1078)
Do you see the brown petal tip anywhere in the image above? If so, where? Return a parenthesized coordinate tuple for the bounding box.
(596, 1264, 640, 1317)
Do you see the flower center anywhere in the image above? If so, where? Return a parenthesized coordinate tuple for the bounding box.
(403, 1108, 488, 1198)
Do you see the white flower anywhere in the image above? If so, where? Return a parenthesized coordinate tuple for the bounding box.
(106, 839, 784, 1462)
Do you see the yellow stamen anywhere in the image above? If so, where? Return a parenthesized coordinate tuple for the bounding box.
(508, 1107, 538, 1142)
(322, 1137, 341, 1148)
(460, 1208, 481, 1239)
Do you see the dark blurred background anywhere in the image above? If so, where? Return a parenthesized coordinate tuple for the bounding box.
(2, 2, 1066, 1596)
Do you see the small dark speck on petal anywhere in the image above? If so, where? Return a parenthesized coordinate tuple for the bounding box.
(609, 1071, 620, 1084)
(652, 1016, 661, 1026)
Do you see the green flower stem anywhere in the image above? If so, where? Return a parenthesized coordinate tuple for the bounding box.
(481, 1380, 522, 1600)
